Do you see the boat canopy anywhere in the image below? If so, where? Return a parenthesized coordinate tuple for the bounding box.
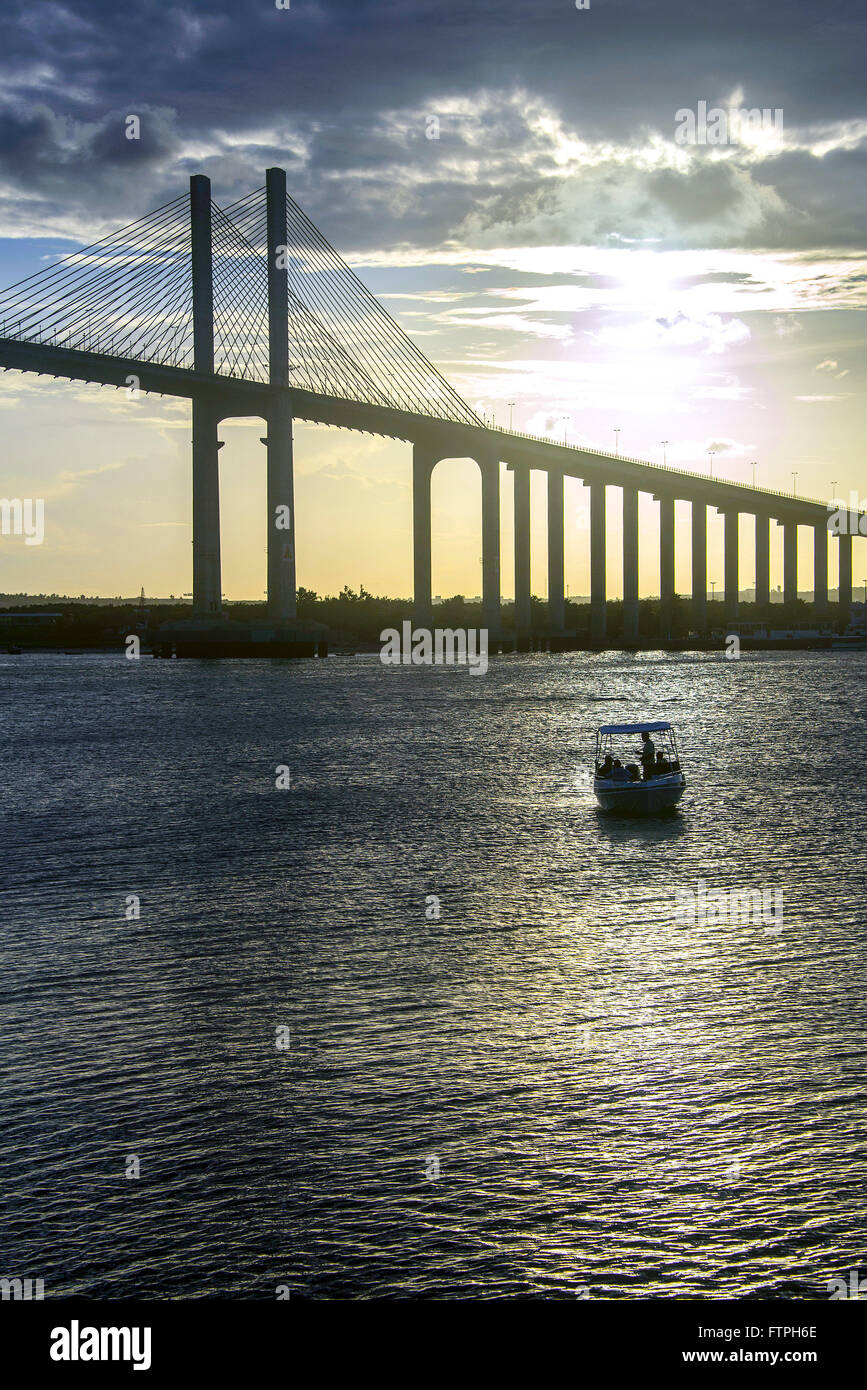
(599, 720, 672, 735)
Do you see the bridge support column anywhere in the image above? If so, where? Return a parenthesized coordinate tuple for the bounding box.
(265, 398, 296, 621)
(838, 531, 853, 619)
(783, 522, 798, 608)
(755, 513, 770, 614)
(192, 398, 222, 616)
(692, 500, 707, 633)
(622, 486, 639, 644)
(265, 167, 295, 622)
(514, 463, 531, 635)
(659, 494, 675, 638)
(724, 510, 739, 625)
(813, 523, 828, 620)
(479, 454, 501, 634)
(547, 469, 565, 632)
(589, 481, 606, 641)
(413, 444, 435, 627)
(190, 175, 221, 616)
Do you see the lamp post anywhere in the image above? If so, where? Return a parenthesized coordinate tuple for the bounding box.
(710, 579, 716, 604)
(831, 479, 837, 504)
(661, 439, 669, 467)
(792, 471, 798, 496)
(708, 449, 717, 480)
(750, 460, 757, 488)
(614, 428, 620, 457)
(508, 401, 515, 431)
(561, 414, 571, 445)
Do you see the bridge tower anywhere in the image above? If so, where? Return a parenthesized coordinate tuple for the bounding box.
(190, 174, 222, 616)
(263, 166, 296, 622)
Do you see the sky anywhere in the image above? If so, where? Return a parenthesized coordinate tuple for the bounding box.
(0, 0, 865, 601)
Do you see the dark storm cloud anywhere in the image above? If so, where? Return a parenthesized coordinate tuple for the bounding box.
(0, 0, 864, 252)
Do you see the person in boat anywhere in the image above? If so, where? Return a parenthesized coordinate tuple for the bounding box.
(640, 731, 656, 779)
(655, 750, 670, 775)
(610, 759, 630, 782)
(598, 753, 615, 778)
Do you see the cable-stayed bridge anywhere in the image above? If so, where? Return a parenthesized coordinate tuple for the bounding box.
(0, 168, 860, 638)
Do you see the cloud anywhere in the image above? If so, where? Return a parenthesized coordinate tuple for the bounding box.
(593, 311, 751, 355)
(816, 357, 849, 378)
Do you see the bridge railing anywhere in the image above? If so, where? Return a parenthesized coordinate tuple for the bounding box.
(485, 422, 830, 509)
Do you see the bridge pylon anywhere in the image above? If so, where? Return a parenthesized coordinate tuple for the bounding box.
(265, 167, 296, 623)
(190, 175, 222, 616)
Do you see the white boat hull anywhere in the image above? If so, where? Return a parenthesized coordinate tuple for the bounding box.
(594, 773, 685, 814)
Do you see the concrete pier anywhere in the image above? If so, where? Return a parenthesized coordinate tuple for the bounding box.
(839, 531, 853, 616)
(783, 522, 798, 607)
(480, 454, 501, 633)
(622, 486, 639, 643)
(724, 510, 739, 624)
(192, 399, 222, 616)
(190, 174, 222, 616)
(659, 494, 675, 637)
(813, 524, 828, 618)
(590, 481, 606, 641)
(692, 500, 707, 633)
(547, 469, 565, 631)
(756, 513, 770, 613)
(413, 444, 435, 627)
(513, 462, 531, 634)
(265, 167, 296, 621)
(265, 399, 295, 621)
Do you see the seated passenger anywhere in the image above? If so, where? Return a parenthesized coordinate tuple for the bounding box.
(627, 763, 640, 781)
(598, 754, 614, 778)
(655, 751, 670, 774)
(611, 758, 630, 781)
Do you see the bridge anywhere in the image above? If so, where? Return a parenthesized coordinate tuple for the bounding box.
(0, 166, 862, 641)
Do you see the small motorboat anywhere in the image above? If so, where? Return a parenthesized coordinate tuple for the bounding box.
(593, 720, 686, 814)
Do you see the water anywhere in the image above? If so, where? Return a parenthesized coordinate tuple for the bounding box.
(1, 650, 865, 1299)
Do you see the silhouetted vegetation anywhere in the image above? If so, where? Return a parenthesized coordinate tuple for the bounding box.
(0, 589, 844, 652)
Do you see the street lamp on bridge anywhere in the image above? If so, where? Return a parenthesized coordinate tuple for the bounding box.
(750, 460, 757, 488)
(507, 401, 515, 431)
(792, 471, 798, 496)
(561, 414, 571, 445)
(708, 449, 717, 480)
(661, 439, 669, 466)
(613, 427, 620, 456)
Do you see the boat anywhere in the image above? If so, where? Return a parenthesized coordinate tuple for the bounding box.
(593, 720, 686, 814)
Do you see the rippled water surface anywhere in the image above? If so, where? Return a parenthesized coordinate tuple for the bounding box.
(1, 650, 865, 1299)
